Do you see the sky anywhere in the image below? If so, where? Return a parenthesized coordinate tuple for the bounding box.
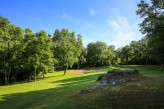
(0, 0, 144, 48)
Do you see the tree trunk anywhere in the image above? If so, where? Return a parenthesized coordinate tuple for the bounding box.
(7, 65, 11, 82)
(126, 56, 128, 67)
(101, 60, 103, 66)
(64, 66, 67, 75)
(3, 59, 8, 85)
(42, 71, 45, 78)
(34, 69, 36, 82)
(140, 60, 142, 65)
(161, 62, 163, 71)
(146, 59, 148, 65)
(77, 62, 80, 69)
(4, 69, 8, 85)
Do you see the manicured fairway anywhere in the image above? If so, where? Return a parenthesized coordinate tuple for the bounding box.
(0, 70, 103, 109)
(0, 66, 164, 109)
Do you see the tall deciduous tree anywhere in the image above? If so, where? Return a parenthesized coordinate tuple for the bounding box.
(121, 45, 132, 66)
(53, 29, 76, 75)
(8, 25, 24, 82)
(105, 45, 115, 65)
(36, 30, 54, 77)
(24, 29, 39, 81)
(0, 16, 10, 84)
(86, 41, 108, 67)
(76, 34, 84, 69)
(136, 0, 164, 69)
(0, 16, 24, 84)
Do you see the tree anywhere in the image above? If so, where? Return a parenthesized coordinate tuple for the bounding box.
(105, 45, 115, 65)
(78, 49, 86, 68)
(0, 16, 10, 84)
(53, 29, 76, 75)
(139, 37, 150, 65)
(76, 34, 84, 69)
(70, 32, 78, 66)
(36, 30, 54, 77)
(0, 15, 86, 85)
(24, 30, 54, 81)
(24, 29, 39, 81)
(8, 25, 24, 82)
(129, 41, 143, 64)
(115, 48, 122, 65)
(0, 16, 25, 84)
(86, 41, 108, 67)
(136, 0, 164, 69)
(121, 45, 132, 66)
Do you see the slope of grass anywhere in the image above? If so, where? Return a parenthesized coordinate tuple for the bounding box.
(72, 65, 164, 109)
(0, 65, 164, 109)
(0, 70, 104, 109)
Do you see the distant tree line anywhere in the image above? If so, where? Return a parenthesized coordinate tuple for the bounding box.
(0, 0, 163, 85)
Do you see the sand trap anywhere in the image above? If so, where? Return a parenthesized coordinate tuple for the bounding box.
(73, 70, 86, 74)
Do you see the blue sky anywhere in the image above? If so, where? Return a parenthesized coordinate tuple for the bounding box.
(0, 0, 143, 48)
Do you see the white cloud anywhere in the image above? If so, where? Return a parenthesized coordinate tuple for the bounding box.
(106, 16, 140, 48)
(90, 9, 95, 16)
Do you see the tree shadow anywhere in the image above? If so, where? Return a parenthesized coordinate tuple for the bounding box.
(37, 74, 64, 80)
(0, 73, 100, 109)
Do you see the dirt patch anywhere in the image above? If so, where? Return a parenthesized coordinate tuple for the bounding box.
(73, 70, 86, 74)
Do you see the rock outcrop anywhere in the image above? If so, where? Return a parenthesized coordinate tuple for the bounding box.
(97, 69, 140, 85)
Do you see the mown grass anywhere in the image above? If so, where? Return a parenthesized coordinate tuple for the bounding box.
(0, 65, 164, 109)
(72, 65, 164, 109)
(0, 70, 103, 109)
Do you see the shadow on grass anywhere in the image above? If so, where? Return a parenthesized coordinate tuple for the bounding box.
(6, 75, 63, 86)
(37, 74, 64, 80)
(0, 73, 101, 109)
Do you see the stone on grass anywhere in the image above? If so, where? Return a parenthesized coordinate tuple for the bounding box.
(97, 69, 140, 85)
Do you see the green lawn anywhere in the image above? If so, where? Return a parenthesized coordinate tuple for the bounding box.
(0, 66, 164, 109)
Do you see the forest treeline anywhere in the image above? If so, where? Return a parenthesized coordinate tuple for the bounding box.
(0, 0, 164, 85)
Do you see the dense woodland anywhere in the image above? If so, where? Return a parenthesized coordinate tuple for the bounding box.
(0, 0, 164, 85)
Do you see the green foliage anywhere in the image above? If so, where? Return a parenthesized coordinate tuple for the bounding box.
(76, 34, 85, 68)
(52, 29, 84, 74)
(114, 0, 164, 67)
(0, 16, 55, 84)
(105, 45, 115, 65)
(86, 42, 117, 67)
(0, 16, 86, 84)
(136, 0, 164, 67)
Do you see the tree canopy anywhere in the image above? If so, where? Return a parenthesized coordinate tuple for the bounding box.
(136, 0, 164, 68)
